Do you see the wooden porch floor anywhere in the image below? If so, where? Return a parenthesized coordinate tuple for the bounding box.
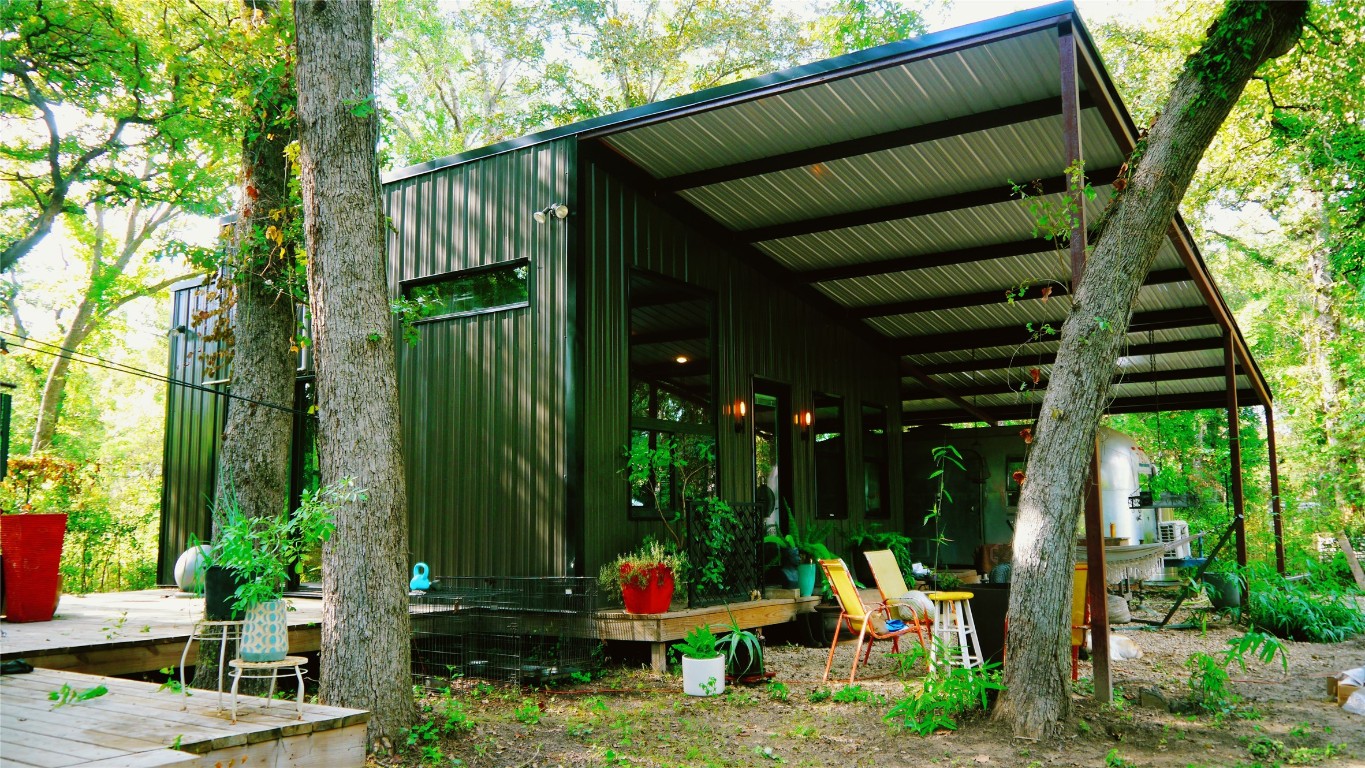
(1, 589, 323, 676)
(1, 588, 821, 678)
(0, 667, 367, 768)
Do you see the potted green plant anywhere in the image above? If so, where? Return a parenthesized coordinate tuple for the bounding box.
(598, 538, 687, 614)
(716, 608, 764, 680)
(213, 480, 356, 660)
(764, 518, 834, 597)
(672, 623, 725, 696)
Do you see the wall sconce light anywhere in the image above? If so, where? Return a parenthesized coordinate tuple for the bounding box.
(733, 399, 747, 433)
(797, 410, 813, 440)
(532, 203, 570, 223)
(674, 355, 689, 364)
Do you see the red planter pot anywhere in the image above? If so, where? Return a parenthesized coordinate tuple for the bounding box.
(619, 563, 675, 614)
(1, 513, 67, 623)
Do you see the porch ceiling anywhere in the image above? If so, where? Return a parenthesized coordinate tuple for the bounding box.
(586, 2, 1271, 426)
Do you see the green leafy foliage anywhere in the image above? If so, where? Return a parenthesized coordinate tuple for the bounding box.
(884, 659, 1005, 736)
(1186, 629, 1287, 714)
(763, 517, 835, 564)
(1243, 561, 1365, 643)
(212, 478, 357, 611)
(48, 682, 108, 708)
(671, 623, 719, 660)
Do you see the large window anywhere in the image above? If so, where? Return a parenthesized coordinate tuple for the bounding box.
(812, 392, 848, 519)
(861, 403, 889, 518)
(626, 272, 716, 519)
(402, 259, 529, 319)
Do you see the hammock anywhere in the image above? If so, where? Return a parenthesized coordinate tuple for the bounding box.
(1074, 534, 1199, 583)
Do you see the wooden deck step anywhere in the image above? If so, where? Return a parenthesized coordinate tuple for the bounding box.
(0, 668, 367, 768)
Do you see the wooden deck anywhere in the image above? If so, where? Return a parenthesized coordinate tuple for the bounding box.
(597, 596, 821, 671)
(1, 589, 323, 676)
(0, 667, 367, 768)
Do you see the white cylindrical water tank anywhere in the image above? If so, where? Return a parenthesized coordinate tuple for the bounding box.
(1096, 427, 1150, 544)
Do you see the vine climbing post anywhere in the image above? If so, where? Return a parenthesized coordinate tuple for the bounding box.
(1059, 21, 1086, 288)
(1225, 333, 1248, 568)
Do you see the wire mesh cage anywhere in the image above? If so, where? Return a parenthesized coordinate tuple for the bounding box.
(687, 500, 763, 608)
(410, 576, 601, 689)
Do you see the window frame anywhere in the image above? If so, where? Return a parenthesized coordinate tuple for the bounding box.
(399, 257, 531, 322)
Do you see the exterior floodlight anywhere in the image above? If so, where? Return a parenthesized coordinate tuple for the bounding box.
(533, 203, 570, 223)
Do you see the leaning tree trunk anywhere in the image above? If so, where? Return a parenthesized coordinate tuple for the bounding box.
(192, 0, 299, 691)
(994, 0, 1306, 737)
(294, 0, 415, 748)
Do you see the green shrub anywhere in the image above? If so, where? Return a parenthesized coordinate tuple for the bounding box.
(1244, 562, 1365, 643)
(884, 660, 1004, 735)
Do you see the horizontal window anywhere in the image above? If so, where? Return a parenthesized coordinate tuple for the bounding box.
(403, 260, 529, 319)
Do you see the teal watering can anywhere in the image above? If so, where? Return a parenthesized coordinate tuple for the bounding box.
(409, 562, 431, 591)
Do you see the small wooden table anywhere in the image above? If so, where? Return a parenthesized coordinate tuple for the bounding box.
(227, 656, 307, 723)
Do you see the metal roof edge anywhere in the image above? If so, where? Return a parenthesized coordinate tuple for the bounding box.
(380, 1, 1077, 186)
(1170, 212, 1274, 405)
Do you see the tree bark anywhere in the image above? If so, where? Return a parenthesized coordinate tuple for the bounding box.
(294, 0, 415, 748)
(995, 0, 1306, 737)
(192, 0, 299, 691)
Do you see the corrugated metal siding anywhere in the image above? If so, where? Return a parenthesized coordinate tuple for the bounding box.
(384, 138, 574, 577)
(157, 281, 227, 584)
(580, 158, 905, 572)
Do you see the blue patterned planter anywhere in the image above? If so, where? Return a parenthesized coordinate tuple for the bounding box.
(240, 599, 289, 661)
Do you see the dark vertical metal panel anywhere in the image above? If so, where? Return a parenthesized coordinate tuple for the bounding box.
(384, 138, 574, 577)
(156, 280, 227, 584)
(579, 157, 903, 574)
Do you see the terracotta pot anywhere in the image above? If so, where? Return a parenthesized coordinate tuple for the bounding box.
(619, 563, 674, 614)
(0, 513, 67, 623)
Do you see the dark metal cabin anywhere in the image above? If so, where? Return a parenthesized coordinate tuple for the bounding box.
(160, 1, 1284, 585)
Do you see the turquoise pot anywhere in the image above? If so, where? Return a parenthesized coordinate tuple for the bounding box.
(241, 599, 289, 662)
(796, 563, 818, 598)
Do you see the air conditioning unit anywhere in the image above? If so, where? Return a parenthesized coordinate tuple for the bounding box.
(1159, 520, 1191, 559)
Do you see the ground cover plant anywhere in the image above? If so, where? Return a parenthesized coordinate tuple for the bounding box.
(1243, 561, 1365, 643)
(369, 599, 1364, 768)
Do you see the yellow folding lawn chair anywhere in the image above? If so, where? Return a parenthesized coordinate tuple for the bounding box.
(819, 558, 917, 684)
(863, 549, 931, 666)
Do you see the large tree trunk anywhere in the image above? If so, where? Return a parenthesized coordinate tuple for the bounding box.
(294, 0, 415, 748)
(192, 0, 299, 691)
(994, 0, 1306, 737)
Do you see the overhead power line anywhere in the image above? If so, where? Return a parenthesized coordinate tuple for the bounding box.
(1, 331, 310, 417)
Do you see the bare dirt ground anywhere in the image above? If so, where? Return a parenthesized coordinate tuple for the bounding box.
(372, 598, 1365, 768)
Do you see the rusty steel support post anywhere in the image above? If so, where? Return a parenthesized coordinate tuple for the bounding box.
(1059, 22, 1086, 290)
(1083, 436, 1112, 703)
(1265, 404, 1286, 574)
(1225, 333, 1248, 568)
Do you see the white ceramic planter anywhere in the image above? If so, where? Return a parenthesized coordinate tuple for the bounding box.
(240, 599, 289, 661)
(681, 654, 726, 697)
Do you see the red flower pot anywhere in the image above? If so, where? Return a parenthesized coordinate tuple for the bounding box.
(1, 513, 67, 623)
(619, 563, 675, 614)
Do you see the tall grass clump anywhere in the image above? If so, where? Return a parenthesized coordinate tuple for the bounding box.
(1245, 560, 1365, 643)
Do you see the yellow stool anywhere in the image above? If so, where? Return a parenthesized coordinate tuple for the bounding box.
(928, 591, 983, 671)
